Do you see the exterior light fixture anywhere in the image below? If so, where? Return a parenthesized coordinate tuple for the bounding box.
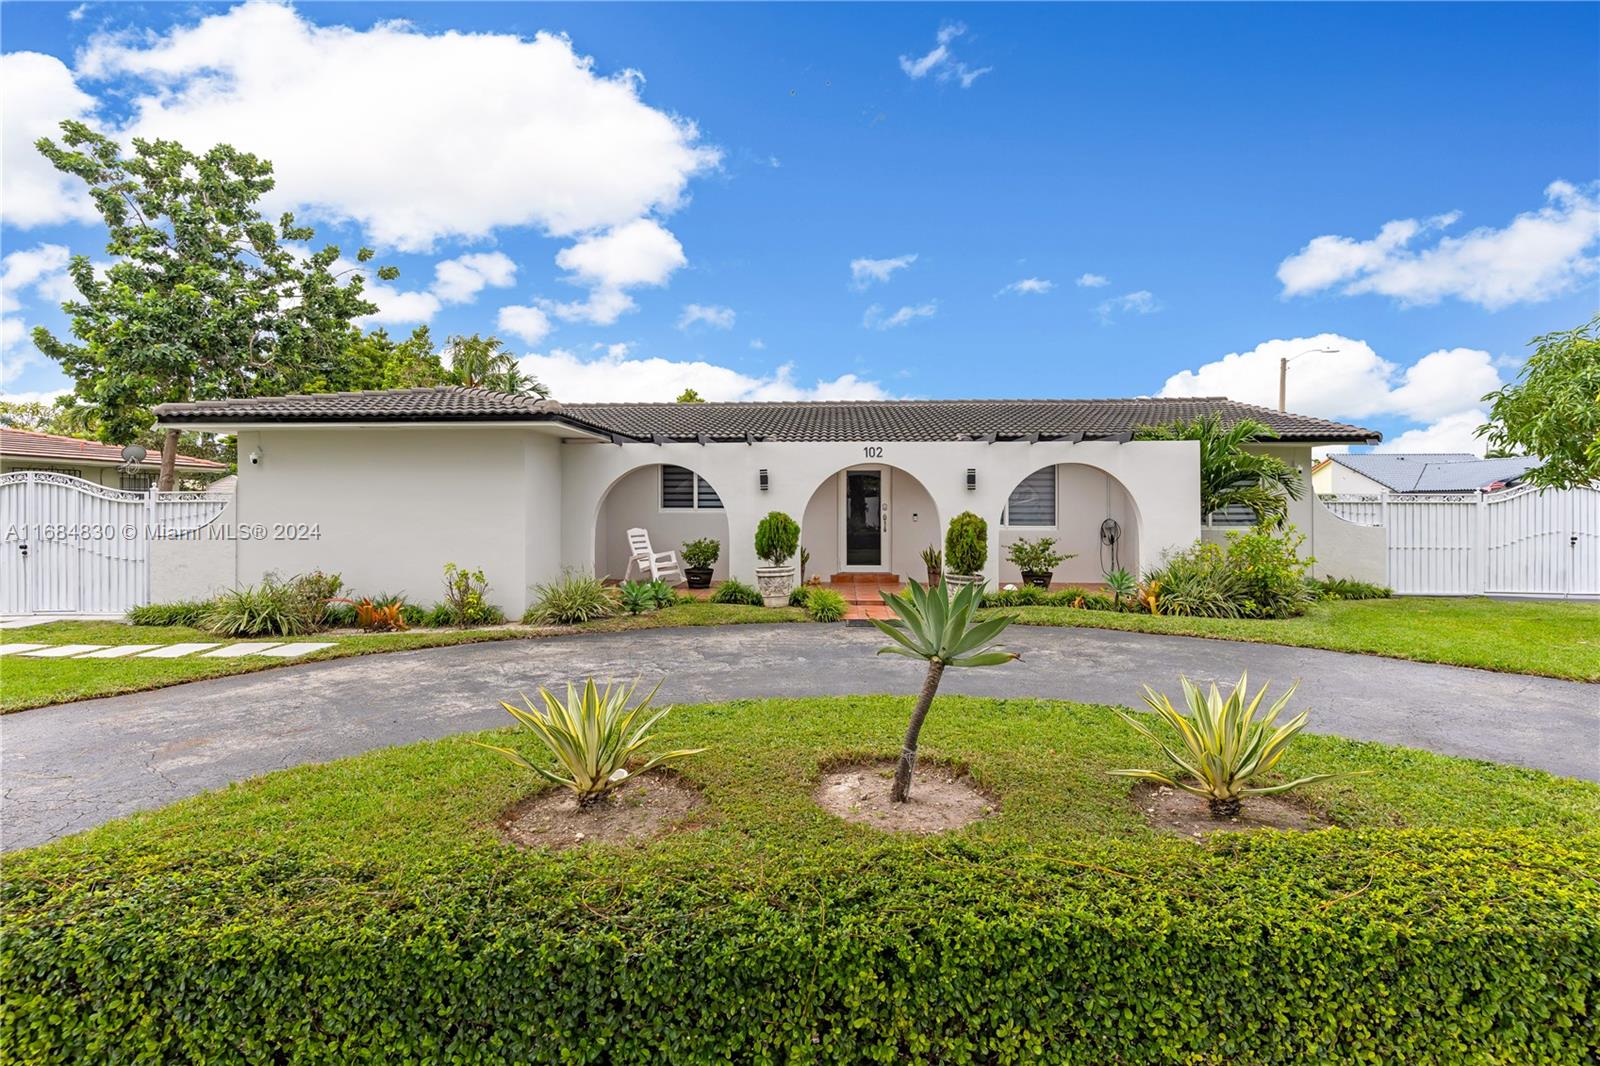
(966, 468, 977, 491)
(759, 469, 769, 491)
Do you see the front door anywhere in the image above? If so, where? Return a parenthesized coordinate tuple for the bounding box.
(841, 467, 890, 570)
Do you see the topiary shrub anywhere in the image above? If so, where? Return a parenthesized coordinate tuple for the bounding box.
(709, 579, 763, 606)
(754, 512, 800, 567)
(944, 511, 988, 576)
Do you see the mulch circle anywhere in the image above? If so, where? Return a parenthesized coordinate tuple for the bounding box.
(495, 770, 706, 850)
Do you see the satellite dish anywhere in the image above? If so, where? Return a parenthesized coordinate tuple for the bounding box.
(119, 444, 148, 473)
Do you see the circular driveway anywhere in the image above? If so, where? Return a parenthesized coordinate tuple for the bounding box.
(3, 624, 1596, 851)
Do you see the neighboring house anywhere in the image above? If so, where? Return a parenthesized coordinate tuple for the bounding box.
(152, 387, 1379, 613)
(1312, 453, 1540, 495)
(0, 427, 227, 490)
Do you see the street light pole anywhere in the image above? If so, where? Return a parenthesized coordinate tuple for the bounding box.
(1279, 346, 1340, 411)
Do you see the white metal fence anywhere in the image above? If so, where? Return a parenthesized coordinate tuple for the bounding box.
(0, 471, 230, 615)
(1321, 484, 1600, 597)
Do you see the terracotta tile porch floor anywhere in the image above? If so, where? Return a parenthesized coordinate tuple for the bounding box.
(651, 576, 1109, 620)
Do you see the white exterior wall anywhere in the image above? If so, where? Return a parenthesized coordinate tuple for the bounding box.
(197, 430, 1202, 605)
(234, 427, 560, 615)
(149, 491, 239, 602)
(997, 464, 1141, 584)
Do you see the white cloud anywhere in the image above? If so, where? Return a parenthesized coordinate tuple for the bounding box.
(1097, 290, 1160, 321)
(1158, 333, 1506, 457)
(515, 344, 894, 402)
(496, 304, 553, 346)
(1278, 182, 1600, 309)
(0, 387, 70, 405)
(1374, 410, 1491, 456)
(539, 218, 686, 325)
(430, 252, 517, 304)
(677, 303, 736, 331)
(0, 52, 99, 227)
(899, 23, 991, 87)
(749, 338, 766, 350)
(1, 244, 74, 314)
(70, 5, 721, 253)
(1075, 273, 1109, 288)
(850, 253, 917, 288)
(999, 277, 1054, 296)
(863, 301, 937, 330)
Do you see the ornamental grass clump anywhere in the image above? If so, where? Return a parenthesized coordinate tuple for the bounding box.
(1111, 673, 1368, 818)
(473, 678, 704, 806)
(872, 578, 1019, 801)
(525, 569, 616, 625)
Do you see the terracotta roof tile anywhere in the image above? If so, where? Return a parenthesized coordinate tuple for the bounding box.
(1, 428, 225, 469)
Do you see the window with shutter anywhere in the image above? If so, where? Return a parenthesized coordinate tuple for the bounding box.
(661, 465, 723, 510)
(1207, 503, 1259, 527)
(695, 475, 723, 509)
(1003, 466, 1056, 526)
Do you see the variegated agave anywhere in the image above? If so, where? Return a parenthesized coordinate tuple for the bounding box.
(872, 578, 1019, 802)
(1111, 673, 1367, 818)
(474, 678, 704, 805)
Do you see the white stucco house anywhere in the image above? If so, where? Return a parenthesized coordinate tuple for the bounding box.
(152, 387, 1381, 613)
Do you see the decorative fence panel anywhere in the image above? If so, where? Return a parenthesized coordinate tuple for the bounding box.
(1320, 485, 1600, 597)
(0, 472, 230, 616)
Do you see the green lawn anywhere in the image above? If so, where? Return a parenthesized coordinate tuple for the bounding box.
(0, 603, 806, 713)
(5, 695, 1596, 1061)
(985, 596, 1600, 681)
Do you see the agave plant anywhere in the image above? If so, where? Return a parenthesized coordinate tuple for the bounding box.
(473, 678, 704, 806)
(1110, 674, 1366, 818)
(1103, 567, 1137, 611)
(872, 579, 1020, 802)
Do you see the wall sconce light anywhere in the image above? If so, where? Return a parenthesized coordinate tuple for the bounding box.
(965, 468, 977, 491)
(759, 468, 769, 491)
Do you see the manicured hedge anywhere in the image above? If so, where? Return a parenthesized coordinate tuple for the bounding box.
(4, 696, 1597, 1063)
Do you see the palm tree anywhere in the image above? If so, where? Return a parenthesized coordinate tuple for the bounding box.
(871, 579, 1019, 802)
(444, 333, 549, 398)
(1136, 414, 1303, 526)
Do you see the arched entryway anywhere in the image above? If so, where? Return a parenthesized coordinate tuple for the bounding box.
(996, 463, 1142, 585)
(592, 463, 731, 584)
(799, 463, 942, 583)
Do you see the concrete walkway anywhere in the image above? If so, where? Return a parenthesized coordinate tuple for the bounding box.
(3, 625, 1596, 851)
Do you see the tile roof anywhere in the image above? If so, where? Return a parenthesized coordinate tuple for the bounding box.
(1, 428, 226, 469)
(155, 386, 1381, 444)
(1326, 452, 1538, 492)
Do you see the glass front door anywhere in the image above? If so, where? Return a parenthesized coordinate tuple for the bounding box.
(845, 469, 884, 567)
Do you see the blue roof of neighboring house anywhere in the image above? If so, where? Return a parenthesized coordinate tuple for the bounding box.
(1326, 452, 1539, 492)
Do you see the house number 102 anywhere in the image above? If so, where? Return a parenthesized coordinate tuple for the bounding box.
(863, 446, 884, 458)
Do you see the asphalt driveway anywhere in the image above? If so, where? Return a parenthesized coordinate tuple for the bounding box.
(3, 624, 1596, 851)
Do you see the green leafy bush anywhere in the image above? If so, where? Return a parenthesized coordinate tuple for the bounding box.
(440, 563, 504, 627)
(1224, 524, 1315, 618)
(681, 538, 720, 570)
(291, 570, 345, 627)
(1310, 575, 1394, 600)
(982, 585, 1050, 608)
(644, 579, 678, 609)
(944, 511, 988, 575)
(1144, 542, 1241, 618)
(525, 570, 617, 625)
(1004, 536, 1071, 580)
(125, 601, 208, 627)
(754, 511, 800, 566)
(803, 586, 847, 622)
(709, 578, 763, 606)
(788, 584, 812, 607)
(619, 581, 655, 616)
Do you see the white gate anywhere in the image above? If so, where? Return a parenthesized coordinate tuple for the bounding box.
(1321, 485, 1600, 597)
(1, 471, 229, 616)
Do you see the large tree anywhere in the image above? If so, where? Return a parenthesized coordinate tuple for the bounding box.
(1136, 414, 1303, 526)
(31, 121, 394, 488)
(1480, 315, 1600, 489)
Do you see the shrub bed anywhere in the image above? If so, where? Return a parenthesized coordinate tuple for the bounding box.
(3, 696, 1597, 1063)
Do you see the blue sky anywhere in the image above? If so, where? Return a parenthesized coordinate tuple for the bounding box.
(3, 1, 1597, 452)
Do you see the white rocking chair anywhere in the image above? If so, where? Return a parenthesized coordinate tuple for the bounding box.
(624, 527, 683, 584)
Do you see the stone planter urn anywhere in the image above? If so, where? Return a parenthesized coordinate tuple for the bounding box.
(943, 572, 984, 594)
(755, 565, 797, 607)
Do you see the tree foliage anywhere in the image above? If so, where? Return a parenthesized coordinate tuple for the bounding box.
(443, 334, 549, 398)
(31, 122, 395, 444)
(676, 388, 706, 403)
(1481, 315, 1600, 489)
(1136, 414, 1303, 525)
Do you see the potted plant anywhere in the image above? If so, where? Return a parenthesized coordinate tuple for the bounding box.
(920, 545, 942, 586)
(943, 511, 988, 591)
(753, 511, 800, 606)
(681, 537, 720, 589)
(1006, 536, 1073, 589)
